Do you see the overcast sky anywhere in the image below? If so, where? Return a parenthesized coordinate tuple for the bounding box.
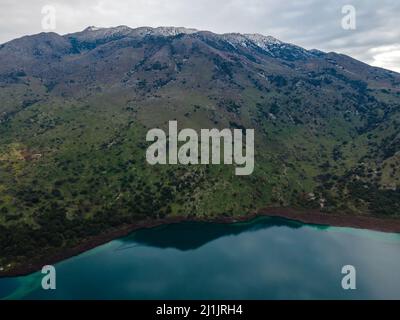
(0, 0, 399, 72)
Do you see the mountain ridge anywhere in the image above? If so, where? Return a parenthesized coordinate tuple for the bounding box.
(2, 25, 399, 76)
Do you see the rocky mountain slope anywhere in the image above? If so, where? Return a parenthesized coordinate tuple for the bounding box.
(1, 26, 400, 273)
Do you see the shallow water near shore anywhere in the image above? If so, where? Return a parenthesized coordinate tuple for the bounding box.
(1, 216, 400, 299)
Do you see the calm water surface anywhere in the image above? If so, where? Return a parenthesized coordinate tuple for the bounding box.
(1, 216, 400, 299)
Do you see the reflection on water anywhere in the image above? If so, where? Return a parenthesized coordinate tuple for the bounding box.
(1, 216, 399, 300)
(123, 216, 304, 250)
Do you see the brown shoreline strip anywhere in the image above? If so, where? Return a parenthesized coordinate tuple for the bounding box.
(1, 207, 400, 278)
(259, 207, 400, 233)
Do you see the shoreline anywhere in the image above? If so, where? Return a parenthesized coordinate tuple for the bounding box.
(1, 207, 400, 278)
(258, 207, 400, 233)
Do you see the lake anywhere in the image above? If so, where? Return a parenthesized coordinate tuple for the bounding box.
(1, 216, 400, 299)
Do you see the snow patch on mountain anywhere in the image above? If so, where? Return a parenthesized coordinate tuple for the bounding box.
(152, 27, 198, 36)
(68, 26, 320, 59)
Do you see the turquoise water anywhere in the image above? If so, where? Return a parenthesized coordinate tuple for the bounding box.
(1, 216, 400, 299)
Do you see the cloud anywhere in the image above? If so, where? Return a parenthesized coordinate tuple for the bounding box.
(369, 45, 400, 73)
(0, 0, 399, 73)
